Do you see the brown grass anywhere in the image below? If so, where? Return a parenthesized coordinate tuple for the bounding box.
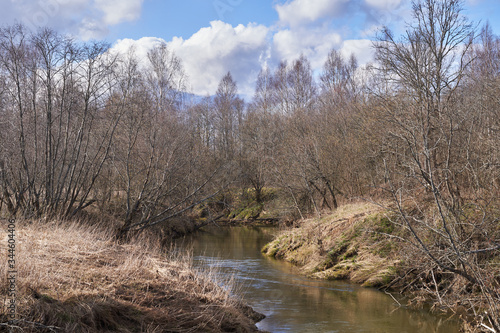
(0, 219, 263, 332)
(262, 199, 500, 331)
(262, 201, 399, 286)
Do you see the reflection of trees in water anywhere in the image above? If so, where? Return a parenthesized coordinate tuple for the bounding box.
(191, 226, 276, 256)
(185, 226, 458, 333)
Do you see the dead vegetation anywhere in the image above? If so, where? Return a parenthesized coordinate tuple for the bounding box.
(0, 219, 264, 332)
(262, 200, 500, 332)
(262, 201, 398, 287)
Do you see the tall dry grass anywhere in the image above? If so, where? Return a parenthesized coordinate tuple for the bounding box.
(0, 219, 262, 332)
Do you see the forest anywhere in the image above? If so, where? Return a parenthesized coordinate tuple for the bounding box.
(0, 0, 498, 330)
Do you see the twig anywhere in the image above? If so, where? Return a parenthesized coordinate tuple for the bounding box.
(1, 319, 62, 332)
(431, 268, 443, 305)
(382, 267, 416, 291)
(480, 323, 496, 333)
(486, 312, 500, 333)
(385, 291, 402, 307)
(0, 322, 23, 331)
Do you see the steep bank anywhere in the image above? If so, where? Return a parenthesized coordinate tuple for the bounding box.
(261, 201, 500, 331)
(261, 202, 399, 287)
(0, 220, 264, 332)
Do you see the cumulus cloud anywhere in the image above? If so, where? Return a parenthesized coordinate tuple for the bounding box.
(110, 37, 166, 66)
(364, 0, 402, 10)
(275, 0, 350, 27)
(269, 0, 408, 75)
(95, 0, 144, 25)
(340, 39, 374, 65)
(4, 0, 144, 39)
(110, 21, 269, 98)
(107, 0, 393, 100)
(272, 28, 343, 68)
(270, 0, 393, 77)
(168, 21, 269, 97)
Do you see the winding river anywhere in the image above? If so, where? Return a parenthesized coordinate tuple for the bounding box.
(178, 226, 459, 333)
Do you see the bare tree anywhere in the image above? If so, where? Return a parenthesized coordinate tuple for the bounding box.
(0, 25, 121, 218)
(239, 68, 281, 204)
(146, 43, 186, 112)
(113, 48, 226, 237)
(213, 72, 244, 159)
(374, 0, 500, 329)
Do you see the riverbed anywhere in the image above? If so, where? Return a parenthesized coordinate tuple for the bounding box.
(177, 226, 459, 332)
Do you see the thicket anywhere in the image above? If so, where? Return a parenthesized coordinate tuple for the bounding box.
(0, 0, 498, 329)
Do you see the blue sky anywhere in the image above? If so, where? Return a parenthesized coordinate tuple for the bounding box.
(2, 0, 499, 98)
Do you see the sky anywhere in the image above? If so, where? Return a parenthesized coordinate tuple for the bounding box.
(2, 0, 499, 99)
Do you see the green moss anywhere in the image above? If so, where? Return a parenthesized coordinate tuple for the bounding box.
(262, 235, 286, 257)
(376, 216, 394, 234)
(264, 243, 280, 257)
(39, 293, 57, 303)
(314, 258, 335, 272)
(56, 312, 75, 323)
(235, 203, 263, 220)
(342, 246, 358, 260)
(361, 266, 397, 288)
(328, 263, 353, 280)
(327, 238, 350, 259)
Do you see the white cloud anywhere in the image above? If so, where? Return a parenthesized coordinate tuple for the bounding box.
(271, 0, 408, 73)
(364, 0, 402, 10)
(340, 39, 374, 65)
(110, 37, 166, 66)
(168, 21, 269, 97)
(4, 0, 144, 40)
(95, 0, 144, 25)
(275, 0, 350, 27)
(110, 21, 270, 98)
(272, 28, 343, 68)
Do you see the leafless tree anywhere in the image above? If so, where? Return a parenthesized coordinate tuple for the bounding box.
(113, 48, 227, 237)
(213, 72, 244, 159)
(374, 0, 500, 329)
(0, 25, 121, 218)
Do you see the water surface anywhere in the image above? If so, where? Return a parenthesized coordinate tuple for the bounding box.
(178, 226, 459, 333)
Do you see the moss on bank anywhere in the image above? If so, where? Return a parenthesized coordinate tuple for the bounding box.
(0, 220, 264, 332)
(193, 187, 295, 223)
(262, 201, 500, 331)
(261, 202, 400, 288)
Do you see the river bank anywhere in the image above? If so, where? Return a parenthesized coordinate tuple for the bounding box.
(0, 220, 264, 332)
(261, 201, 498, 332)
(181, 225, 460, 332)
(262, 202, 398, 287)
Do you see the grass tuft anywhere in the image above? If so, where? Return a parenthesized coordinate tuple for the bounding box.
(0, 219, 263, 332)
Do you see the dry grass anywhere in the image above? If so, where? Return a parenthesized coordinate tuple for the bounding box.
(262, 199, 500, 331)
(262, 201, 399, 286)
(0, 219, 263, 332)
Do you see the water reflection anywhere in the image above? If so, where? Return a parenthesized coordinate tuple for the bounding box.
(177, 226, 458, 333)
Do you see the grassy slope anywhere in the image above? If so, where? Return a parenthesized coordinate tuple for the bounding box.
(262, 201, 500, 332)
(0, 220, 264, 332)
(262, 202, 400, 287)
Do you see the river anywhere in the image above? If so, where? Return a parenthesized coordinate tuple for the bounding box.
(177, 226, 459, 333)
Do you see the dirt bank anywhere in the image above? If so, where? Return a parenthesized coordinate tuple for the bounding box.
(261, 201, 500, 332)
